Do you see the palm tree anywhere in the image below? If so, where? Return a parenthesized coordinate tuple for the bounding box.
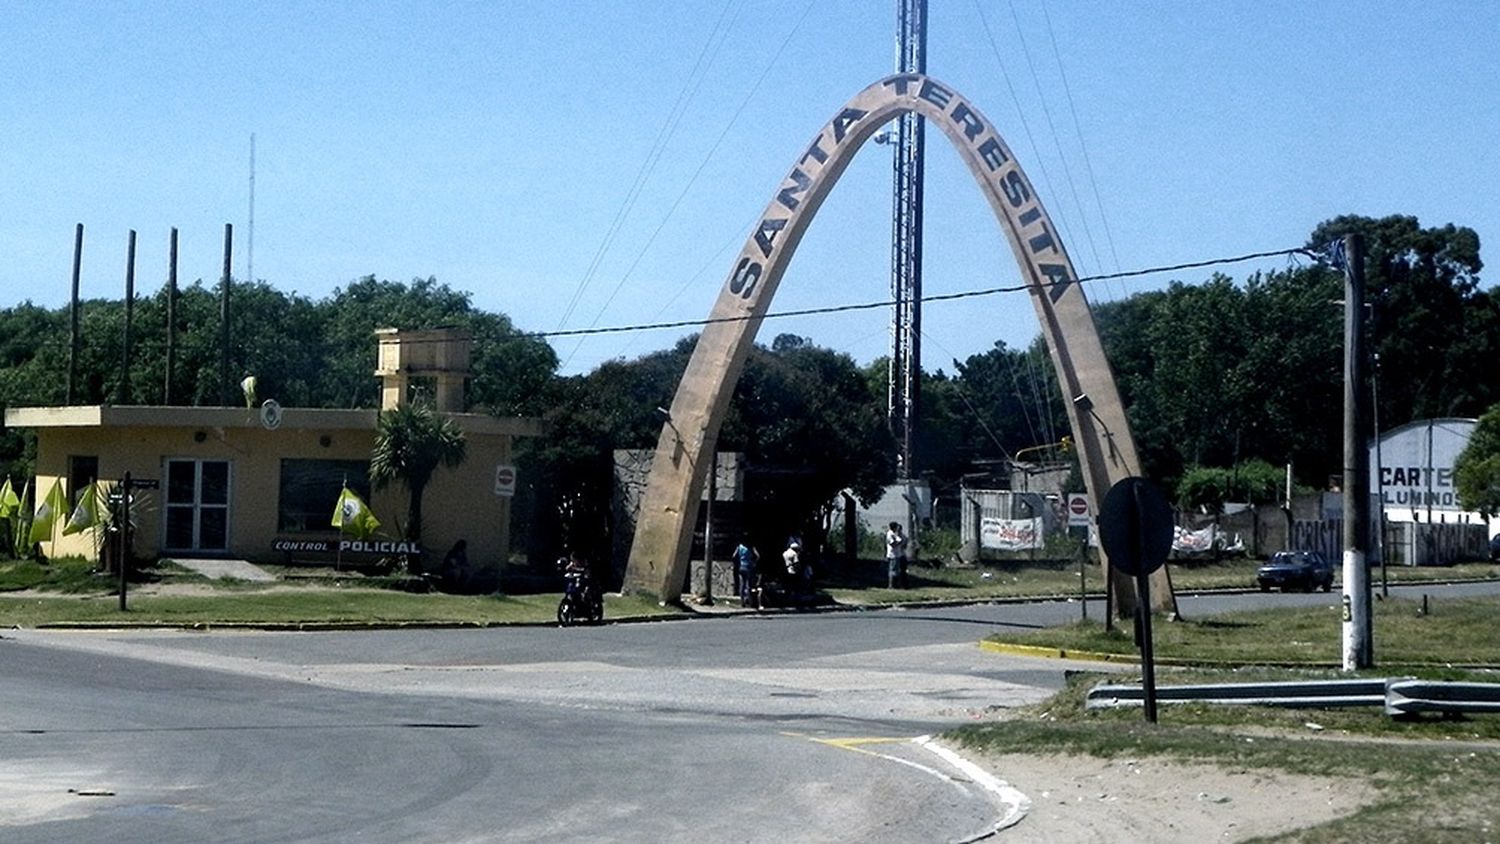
(369, 403, 467, 550)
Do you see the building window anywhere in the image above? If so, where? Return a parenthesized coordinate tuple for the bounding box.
(278, 460, 371, 533)
(68, 455, 99, 506)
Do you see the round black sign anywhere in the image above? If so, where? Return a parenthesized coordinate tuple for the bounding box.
(1097, 477, 1174, 577)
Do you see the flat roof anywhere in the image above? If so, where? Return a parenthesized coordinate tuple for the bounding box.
(4, 405, 545, 438)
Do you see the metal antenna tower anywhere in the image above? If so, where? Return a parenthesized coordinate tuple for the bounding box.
(888, 0, 927, 480)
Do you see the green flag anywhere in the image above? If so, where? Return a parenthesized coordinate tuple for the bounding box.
(0, 477, 19, 521)
(63, 481, 106, 536)
(29, 479, 67, 545)
(331, 486, 380, 540)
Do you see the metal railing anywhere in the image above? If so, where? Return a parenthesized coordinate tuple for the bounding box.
(1087, 678, 1500, 716)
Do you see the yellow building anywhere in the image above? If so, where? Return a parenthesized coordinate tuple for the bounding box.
(4, 328, 543, 577)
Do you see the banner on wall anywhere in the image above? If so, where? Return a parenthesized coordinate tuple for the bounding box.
(980, 517, 1043, 551)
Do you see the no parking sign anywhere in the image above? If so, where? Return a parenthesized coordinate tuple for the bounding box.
(493, 465, 517, 497)
(1066, 493, 1091, 527)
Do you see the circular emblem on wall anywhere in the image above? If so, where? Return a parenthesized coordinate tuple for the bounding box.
(260, 399, 283, 431)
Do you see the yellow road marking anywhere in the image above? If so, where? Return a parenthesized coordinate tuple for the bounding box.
(778, 732, 912, 758)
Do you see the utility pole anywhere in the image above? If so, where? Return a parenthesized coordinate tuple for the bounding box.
(165, 228, 178, 405)
(120, 230, 136, 405)
(67, 223, 84, 405)
(1341, 234, 1373, 669)
(219, 223, 233, 407)
(247, 133, 255, 285)
(889, 0, 927, 540)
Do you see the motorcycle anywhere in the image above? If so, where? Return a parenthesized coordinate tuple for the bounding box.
(557, 567, 603, 627)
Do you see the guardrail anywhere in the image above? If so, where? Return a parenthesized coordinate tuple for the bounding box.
(1087, 678, 1500, 716)
(1386, 680, 1500, 715)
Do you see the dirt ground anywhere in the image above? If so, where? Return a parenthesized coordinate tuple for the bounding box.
(974, 752, 1376, 842)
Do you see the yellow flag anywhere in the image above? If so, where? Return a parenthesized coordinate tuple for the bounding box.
(331, 486, 380, 540)
(63, 482, 106, 536)
(29, 479, 67, 545)
(0, 477, 19, 521)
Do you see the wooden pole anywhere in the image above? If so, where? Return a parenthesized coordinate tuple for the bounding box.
(120, 230, 136, 404)
(219, 223, 233, 406)
(68, 223, 84, 404)
(165, 228, 178, 404)
(1341, 234, 1373, 670)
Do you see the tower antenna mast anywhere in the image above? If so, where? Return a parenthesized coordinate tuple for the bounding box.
(889, 0, 927, 501)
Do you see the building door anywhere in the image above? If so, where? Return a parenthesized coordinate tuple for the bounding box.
(164, 459, 231, 553)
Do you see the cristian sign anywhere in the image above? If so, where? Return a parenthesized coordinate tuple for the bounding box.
(272, 538, 422, 555)
(1369, 418, 1475, 514)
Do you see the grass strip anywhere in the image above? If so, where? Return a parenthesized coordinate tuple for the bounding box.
(947, 669, 1500, 841)
(985, 596, 1500, 667)
(0, 589, 679, 628)
(823, 559, 1499, 605)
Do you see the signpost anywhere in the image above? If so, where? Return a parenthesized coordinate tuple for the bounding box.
(114, 475, 156, 611)
(1097, 477, 1174, 723)
(1066, 493, 1090, 527)
(493, 465, 517, 498)
(1067, 493, 1091, 620)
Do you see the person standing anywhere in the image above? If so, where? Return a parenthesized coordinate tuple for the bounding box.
(782, 538, 802, 593)
(885, 522, 908, 589)
(733, 538, 760, 608)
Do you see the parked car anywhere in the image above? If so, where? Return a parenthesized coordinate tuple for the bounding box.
(1490, 534, 1500, 563)
(1256, 550, 1334, 592)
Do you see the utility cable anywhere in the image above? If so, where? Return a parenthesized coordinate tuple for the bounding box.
(564, 0, 818, 368)
(918, 326, 1015, 461)
(1040, 0, 1124, 279)
(1041, 2, 1120, 277)
(1006, 0, 1105, 295)
(972, 0, 1084, 289)
(528, 247, 1309, 338)
(554, 0, 739, 332)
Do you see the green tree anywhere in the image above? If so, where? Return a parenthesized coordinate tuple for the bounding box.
(1308, 215, 1490, 423)
(1455, 402, 1500, 518)
(369, 403, 468, 547)
(521, 334, 895, 565)
(723, 335, 896, 543)
(1177, 459, 1287, 514)
(317, 276, 558, 413)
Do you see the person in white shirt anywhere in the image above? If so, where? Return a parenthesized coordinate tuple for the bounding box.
(885, 522, 908, 589)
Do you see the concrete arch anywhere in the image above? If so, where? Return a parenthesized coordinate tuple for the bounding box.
(623, 74, 1176, 615)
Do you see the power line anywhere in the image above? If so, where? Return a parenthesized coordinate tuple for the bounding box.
(564, 0, 818, 368)
(554, 0, 739, 332)
(1040, 1, 1124, 278)
(527, 246, 1310, 339)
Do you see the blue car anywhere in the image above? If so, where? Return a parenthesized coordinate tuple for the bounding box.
(1256, 550, 1334, 592)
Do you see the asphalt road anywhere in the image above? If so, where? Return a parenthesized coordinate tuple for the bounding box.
(2, 580, 1495, 843)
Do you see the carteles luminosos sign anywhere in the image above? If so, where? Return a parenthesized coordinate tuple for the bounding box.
(1369, 418, 1475, 514)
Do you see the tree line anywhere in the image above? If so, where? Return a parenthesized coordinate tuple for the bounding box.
(2, 214, 1496, 557)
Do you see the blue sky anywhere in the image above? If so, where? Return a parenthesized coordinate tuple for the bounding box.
(4, 1, 1497, 376)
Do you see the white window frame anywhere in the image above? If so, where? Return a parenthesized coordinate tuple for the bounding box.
(162, 458, 233, 553)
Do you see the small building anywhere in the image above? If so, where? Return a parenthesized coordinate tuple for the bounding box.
(6, 328, 542, 577)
